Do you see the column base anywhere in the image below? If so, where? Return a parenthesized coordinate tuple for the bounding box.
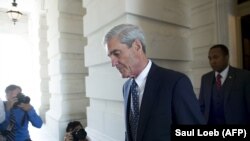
(39, 106, 49, 123)
(45, 110, 69, 141)
(86, 127, 118, 141)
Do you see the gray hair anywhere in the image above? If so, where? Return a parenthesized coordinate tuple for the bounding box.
(104, 24, 146, 53)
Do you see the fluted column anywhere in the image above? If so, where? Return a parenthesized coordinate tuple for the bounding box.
(45, 0, 87, 140)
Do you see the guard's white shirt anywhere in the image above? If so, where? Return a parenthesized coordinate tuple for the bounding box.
(215, 65, 229, 85)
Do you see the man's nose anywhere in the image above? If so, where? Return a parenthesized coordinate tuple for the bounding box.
(110, 56, 118, 67)
(13, 93, 18, 97)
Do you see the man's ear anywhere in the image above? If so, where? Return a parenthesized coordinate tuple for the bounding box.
(132, 39, 142, 51)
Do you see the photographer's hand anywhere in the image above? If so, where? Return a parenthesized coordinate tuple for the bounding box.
(6, 97, 18, 111)
(64, 132, 73, 141)
(18, 103, 32, 111)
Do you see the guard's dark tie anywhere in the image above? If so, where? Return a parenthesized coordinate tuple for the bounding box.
(6, 109, 15, 141)
(216, 74, 222, 90)
(129, 79, 140, 141)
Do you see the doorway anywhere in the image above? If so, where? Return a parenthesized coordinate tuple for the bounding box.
(241, 14, 250, 70)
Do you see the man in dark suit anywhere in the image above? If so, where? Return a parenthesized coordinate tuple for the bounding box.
(104, 24, 205, 141)
(199, 44, 250, 124)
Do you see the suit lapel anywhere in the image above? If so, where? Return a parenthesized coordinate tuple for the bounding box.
(137, 64, 160, 141)
(124, 79, 133, 141)
(124, 79, 132, 116)
(223, 67, 235, 105)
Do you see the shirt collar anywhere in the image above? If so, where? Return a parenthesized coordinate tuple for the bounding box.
(134, 60, 152, 87)
(215, 65, 229, 78)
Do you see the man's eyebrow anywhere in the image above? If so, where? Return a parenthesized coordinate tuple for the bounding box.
(108, 49, 118, 56)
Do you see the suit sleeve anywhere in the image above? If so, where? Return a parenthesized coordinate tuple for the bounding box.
(122, 81, 129, 141)
(245, 73, 250, 123)
(198, 76, 205, 115)
(172, 75, 205, 124)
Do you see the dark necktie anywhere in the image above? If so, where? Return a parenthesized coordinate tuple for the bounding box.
(6, 109, 15, 141)
(129, 79, 140, 141)
(216, 74, 222, 90)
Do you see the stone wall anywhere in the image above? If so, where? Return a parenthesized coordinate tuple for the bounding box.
(84, 0, 193, 140)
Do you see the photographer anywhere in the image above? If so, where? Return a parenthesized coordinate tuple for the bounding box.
(64, 121, 89, 141)
(0, 84, 43, 141)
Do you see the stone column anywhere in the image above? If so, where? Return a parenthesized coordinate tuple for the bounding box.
(190, 0, 216, 94)
(84, 0, 192, 140)
(190, 0, 236, 94)
(38, 14, 50, 123)
(45, 0, 87, 140)
(215, 0, 238, 66)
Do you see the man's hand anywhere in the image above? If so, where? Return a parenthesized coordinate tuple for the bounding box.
(6, 97, 18, 111)
(18, 103, 32, 111)
(64, 132, 73, 141)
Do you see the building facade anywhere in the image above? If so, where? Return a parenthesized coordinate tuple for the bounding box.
(0, 0, 249, 140)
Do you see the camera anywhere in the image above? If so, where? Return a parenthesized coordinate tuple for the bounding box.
(14, 93, 30, 106)
(72, 128, 87, 141)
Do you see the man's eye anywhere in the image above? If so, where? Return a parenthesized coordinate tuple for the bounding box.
(213, 56, 219, 59)
(113, 51, 121, 57)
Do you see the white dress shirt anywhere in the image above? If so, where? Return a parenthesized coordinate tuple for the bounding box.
(0, 99, 5, 123)
(215, 65, 229, 85)
(134, 60, 152, 109)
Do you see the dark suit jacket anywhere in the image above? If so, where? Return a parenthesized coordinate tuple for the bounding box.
(199, 66, 250, 124)
(123, 63, 205, 141)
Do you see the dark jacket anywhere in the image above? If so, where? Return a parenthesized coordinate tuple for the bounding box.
(199, 66, 250, 124)
(123, 63, 205, 141)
